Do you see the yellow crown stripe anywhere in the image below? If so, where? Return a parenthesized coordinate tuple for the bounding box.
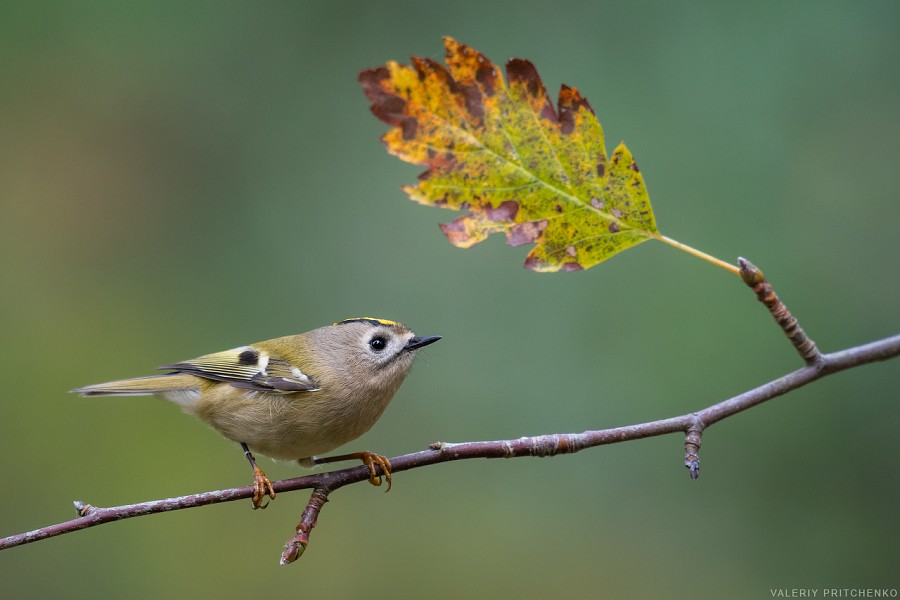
(334, 317, 398, 327)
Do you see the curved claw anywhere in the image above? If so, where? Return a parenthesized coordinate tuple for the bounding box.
(251, 465, 276, 510)
(358, 452, 392, 492)
(311, 450, 393, 492)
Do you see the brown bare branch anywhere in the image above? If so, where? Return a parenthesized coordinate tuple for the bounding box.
(3, 332, 898, 562)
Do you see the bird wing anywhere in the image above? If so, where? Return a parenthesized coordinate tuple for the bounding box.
(160, 345, 319, 393)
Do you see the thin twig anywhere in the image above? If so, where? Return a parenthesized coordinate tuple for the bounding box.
(683, 420, 704, 480)
(2, 333, 897, 560)
(739, 257, 821, 364)
(281, 487, 329, 565)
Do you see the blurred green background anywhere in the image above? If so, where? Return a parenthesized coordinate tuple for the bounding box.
(1, 1, 898, 598)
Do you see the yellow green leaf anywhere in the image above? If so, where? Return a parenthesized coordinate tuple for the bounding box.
(360, 37, 659, 272)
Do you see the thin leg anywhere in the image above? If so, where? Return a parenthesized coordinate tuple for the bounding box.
(313, 451, 392, 492)
(242, 442, 276, 509)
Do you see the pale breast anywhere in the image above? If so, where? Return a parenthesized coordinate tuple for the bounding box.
(185, 383, 395, 461)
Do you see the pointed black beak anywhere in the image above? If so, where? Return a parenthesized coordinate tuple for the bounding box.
(405, 335, 441, 351)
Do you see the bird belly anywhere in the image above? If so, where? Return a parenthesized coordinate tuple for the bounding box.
(187, 386, 390, 461)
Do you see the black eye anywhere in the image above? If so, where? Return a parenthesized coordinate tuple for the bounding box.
(369, 336, 387, 352)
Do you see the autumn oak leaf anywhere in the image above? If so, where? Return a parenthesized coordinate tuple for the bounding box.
(360, 37, 659, 272)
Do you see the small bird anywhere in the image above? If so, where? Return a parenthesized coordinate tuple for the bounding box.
(73, 318, 440, 508)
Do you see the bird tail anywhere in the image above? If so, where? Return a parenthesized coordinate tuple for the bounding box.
(72, 374, 199, 397)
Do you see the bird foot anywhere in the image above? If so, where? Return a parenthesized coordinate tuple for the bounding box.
(357, 451, 392, 492)
(251, 465, 276, 509)
(311, 451, 392, 492)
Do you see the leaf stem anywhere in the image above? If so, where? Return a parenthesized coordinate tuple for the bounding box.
(654, 234, 740, 276)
